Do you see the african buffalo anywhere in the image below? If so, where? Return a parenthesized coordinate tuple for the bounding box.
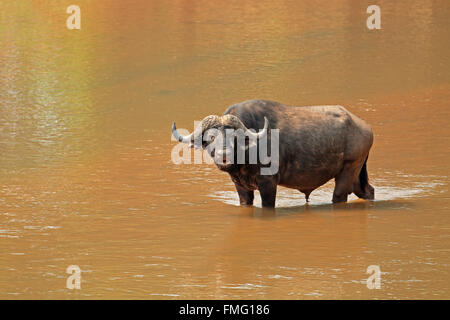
(172, 100, 374, 207)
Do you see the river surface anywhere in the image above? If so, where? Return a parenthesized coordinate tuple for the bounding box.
(0, 0, 449, 299)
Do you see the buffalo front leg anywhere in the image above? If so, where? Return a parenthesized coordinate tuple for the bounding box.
(234, 183, 254, 206)
(257, 177, 277, 208)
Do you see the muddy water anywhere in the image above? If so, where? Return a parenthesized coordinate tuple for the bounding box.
(1, 0, 449, 299)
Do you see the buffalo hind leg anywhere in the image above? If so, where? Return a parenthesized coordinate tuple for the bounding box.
(234, 183, 254, 206)
(352, 179, 375, 200)
(333, 160, 364, 203)
(352, 158, 375, 200)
